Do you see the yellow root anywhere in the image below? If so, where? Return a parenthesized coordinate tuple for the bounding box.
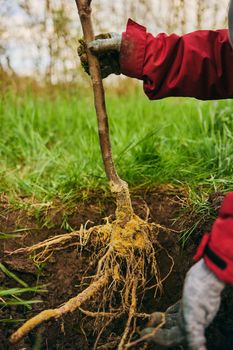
(8, 215, 176, 264)
(118, 279, 137, 350)
(10, 212, 173, 348)
(93, 313, 123, 350)
(79, 307, 116, 318)
(10, 274, 109, 344)
(97, 339, 120, 349)
(10, 231, 81, 255)
(111, 215, 151, 254)
(9, 222, 111, 263)
(125, 313, 166, 349)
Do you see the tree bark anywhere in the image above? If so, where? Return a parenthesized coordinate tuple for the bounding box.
(74, 0, 133, 222)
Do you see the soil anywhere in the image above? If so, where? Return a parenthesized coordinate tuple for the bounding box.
(0, 186, 232, 350)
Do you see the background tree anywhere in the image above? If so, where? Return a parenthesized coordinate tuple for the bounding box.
(0, 0, 229, 82)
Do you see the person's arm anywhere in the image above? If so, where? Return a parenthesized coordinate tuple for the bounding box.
(120, 19, 233, 100)
(142, 192, 233, 350)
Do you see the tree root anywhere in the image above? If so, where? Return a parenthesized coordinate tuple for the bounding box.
(10, 212, 174, 348)
(93, 312, 123, 350)
(125, 313, 166, 349)
(118, 279, 137, 350)
(8, 222, 111, 263)
(10, 274, 109, 344)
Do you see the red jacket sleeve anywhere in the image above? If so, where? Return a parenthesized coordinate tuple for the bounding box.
(120, 19, 233, 100)
(193, 192, 233, 285)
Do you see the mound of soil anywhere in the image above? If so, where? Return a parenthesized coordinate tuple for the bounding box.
(0, 186, 232, 350)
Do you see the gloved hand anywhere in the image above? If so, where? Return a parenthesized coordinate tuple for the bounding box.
(77, 33, 122, 78)
(142, 259, 225, 350)
(142, 300, 184, 347)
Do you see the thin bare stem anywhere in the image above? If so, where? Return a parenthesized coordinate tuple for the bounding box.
(74, 0, 133, 221)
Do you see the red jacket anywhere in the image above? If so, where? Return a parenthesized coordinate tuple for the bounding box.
(120, 20, 233, 284)
(120, 19, 233, 100)
(194, 192, 233, 284)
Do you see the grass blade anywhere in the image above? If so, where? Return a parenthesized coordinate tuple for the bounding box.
(0, 319, 25, 323)
(0, 286, 47, 297)
(0, 299, 43, 306)
(0, 263, 28, 288)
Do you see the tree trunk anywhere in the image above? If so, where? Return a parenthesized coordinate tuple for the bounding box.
(74, 0, 133, 223)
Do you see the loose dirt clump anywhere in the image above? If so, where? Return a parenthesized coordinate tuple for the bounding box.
(0, 186, 233, 350)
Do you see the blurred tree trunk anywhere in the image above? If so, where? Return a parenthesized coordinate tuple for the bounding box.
(212, 3, 219, 28)
(180, 0, 187, 34)
(196, 0, 205, 29)
(45, 0, 53, 83)
(0, 0, 229, 81)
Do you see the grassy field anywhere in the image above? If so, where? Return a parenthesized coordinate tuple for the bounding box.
(0, 85, 233, 204)
(1, 83, 233, 346)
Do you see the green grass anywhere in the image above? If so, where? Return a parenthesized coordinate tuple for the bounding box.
(0, 263, 46, 323)
(0, 87, 233, 202)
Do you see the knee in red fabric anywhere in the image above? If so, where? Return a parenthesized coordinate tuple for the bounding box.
(193, 192, 233, 285)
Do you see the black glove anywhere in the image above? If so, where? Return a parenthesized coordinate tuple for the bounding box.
(142, 260, 225, 350)
(78, 33, 121, 79)
(142, 301, 185, 348)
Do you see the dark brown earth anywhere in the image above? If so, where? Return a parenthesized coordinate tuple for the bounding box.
(0, 186, 232, 350)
